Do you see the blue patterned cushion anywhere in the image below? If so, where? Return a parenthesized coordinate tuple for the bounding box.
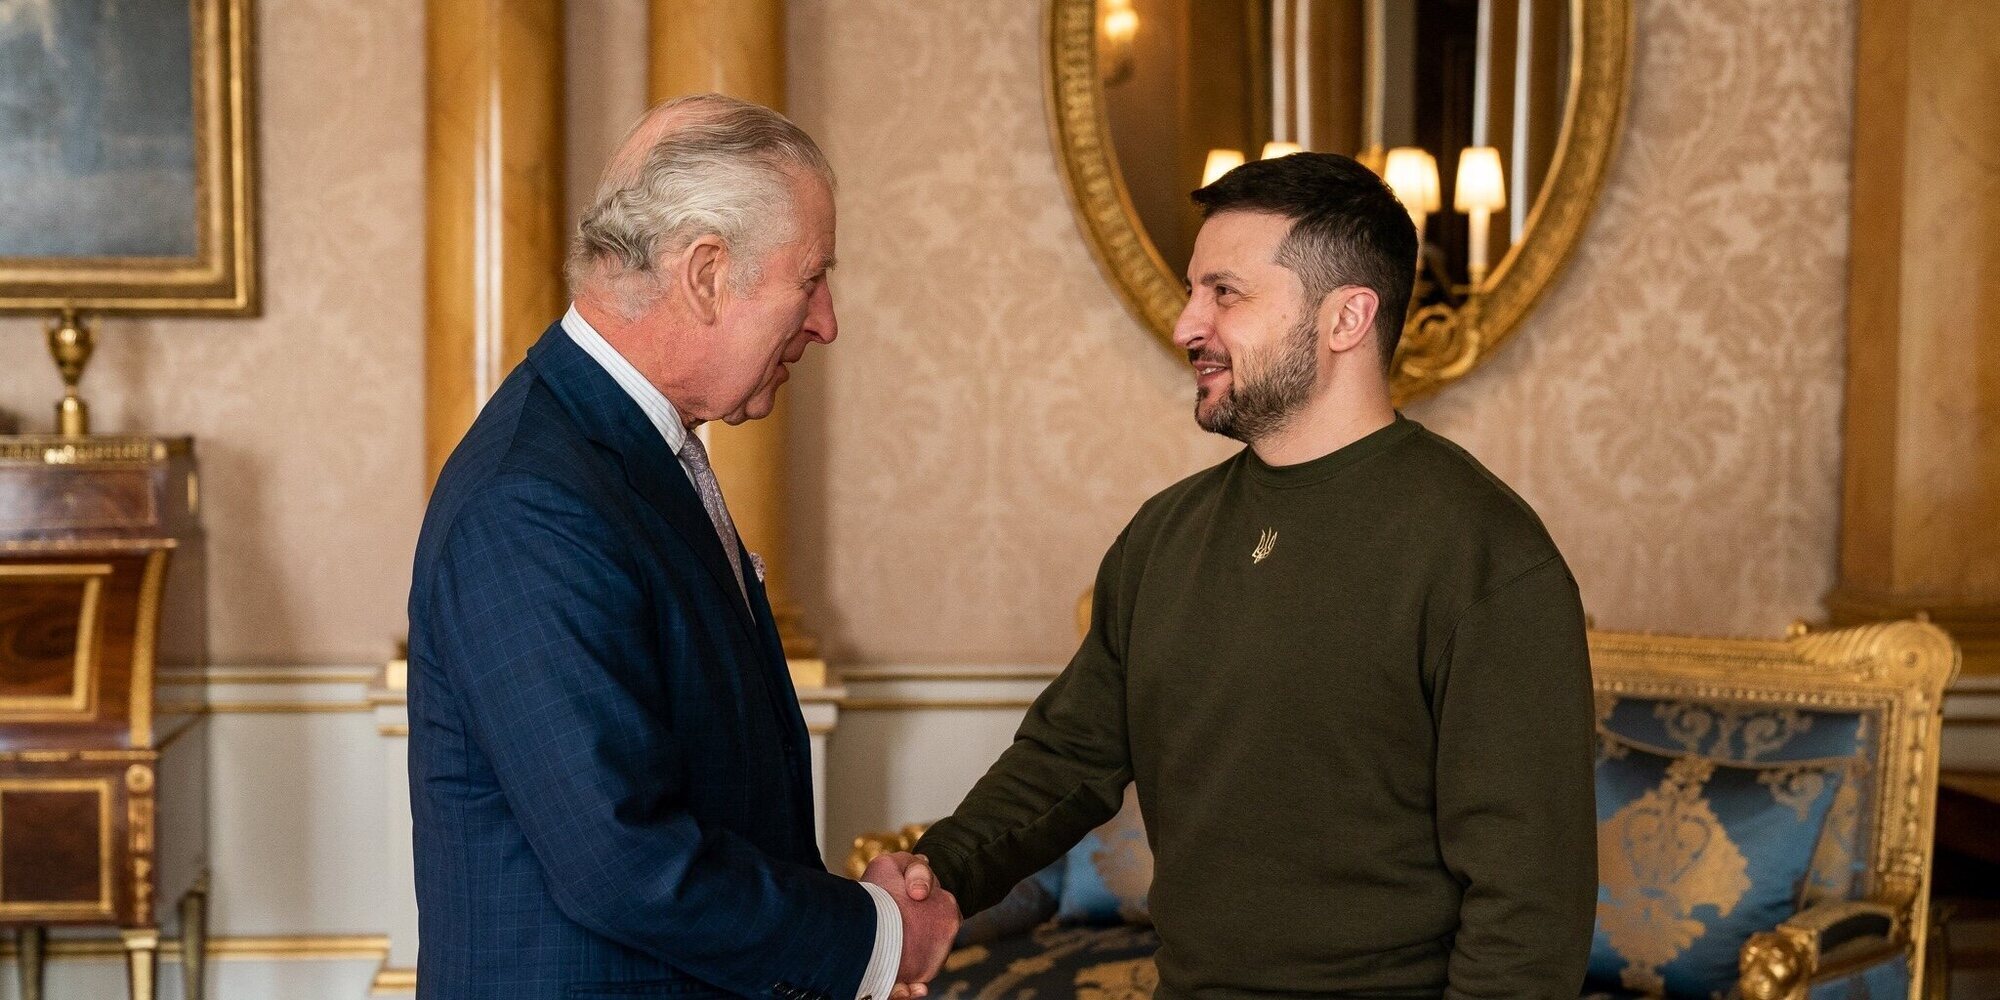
(1598, 698, 1878, 908)
(1058, 785, 1153, 925)
(1588, 735, 1849, 997)
(1600, 699, 1866, 763)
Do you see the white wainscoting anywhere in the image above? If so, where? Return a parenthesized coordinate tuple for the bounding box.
(1944, 675, 2000, 773)
(820, 665, 1058, 871)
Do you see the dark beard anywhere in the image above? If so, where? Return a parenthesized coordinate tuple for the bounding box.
(1196, 313, 1320, 443)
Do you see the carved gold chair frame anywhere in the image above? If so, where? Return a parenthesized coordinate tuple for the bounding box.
(1591, 621, 1958, 999)
(1044, 0, 1633, 406)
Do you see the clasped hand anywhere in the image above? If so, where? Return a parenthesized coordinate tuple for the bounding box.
(861, 852, 957, 999)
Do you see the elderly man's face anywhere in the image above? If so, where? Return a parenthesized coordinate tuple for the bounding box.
(713, 170, 838, 425)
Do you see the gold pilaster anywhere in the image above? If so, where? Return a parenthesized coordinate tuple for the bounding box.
(648, 0, 821, 667)
(1829, 0, 2000, 676)
(424, 0, 569, 486)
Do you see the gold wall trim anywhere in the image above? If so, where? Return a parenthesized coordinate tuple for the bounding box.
(372, 965, 419, 994)
(840, 699, 1036, 712)
(157, 669, 381, 686)
(0, 933, 390, 962)
(378, 723, 410, 737)
(839, 668, 1061, 683)
(158, 701, 376, 716)
(1043, 0, 1633, 406)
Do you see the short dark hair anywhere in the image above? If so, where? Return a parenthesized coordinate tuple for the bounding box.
(1191, 153, 1418, 370)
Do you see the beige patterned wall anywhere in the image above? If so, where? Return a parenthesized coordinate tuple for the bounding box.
(0, 0, 425, 666)
(0, 0, 1851, 668)
(786, 0, 1853, 664)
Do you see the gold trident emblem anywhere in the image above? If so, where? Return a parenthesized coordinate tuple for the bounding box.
(1252, 528, 1277, 564)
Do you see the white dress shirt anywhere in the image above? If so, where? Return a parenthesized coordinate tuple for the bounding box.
(561, 305, 905, 1000)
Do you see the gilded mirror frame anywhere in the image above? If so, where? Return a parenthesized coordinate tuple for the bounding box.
(1045, 0, 1632, 405)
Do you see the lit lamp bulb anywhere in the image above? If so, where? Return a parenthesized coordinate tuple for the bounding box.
(1202, 148, 1246, 186)
(1382, 146, 1441, 244)
(1454, 146, 1507, 286)
(1098, 0, 1138, 83)
(1102, 0, 1138, 43)
(1261, 140, 1304, 160)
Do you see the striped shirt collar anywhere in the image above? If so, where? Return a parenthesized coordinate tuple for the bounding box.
(560, 304, 688, 457)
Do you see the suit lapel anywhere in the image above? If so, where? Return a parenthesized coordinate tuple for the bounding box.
(525, 327, 758, 641)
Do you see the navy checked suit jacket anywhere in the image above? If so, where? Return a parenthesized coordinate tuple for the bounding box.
(408, 325, 874, 1000)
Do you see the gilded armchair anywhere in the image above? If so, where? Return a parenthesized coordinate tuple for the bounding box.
(849, 620, 1960, 1000)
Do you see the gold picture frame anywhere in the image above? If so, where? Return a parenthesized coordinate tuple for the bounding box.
(1044, 0, 1632, 406)
(0, 0, 258, 315)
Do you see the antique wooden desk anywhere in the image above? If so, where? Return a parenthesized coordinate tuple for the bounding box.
(0, 436, 209, 1000)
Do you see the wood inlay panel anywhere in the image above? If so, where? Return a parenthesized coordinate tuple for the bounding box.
(0, 566, 106, 719)
(0, 782, 113, 916)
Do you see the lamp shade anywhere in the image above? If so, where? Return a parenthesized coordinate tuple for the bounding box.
(1201, 148, 1246, 186)
(1261, 140, 1304, 160)
(1382, 146, 1440, 214)
(1454, 146, 1506, 212)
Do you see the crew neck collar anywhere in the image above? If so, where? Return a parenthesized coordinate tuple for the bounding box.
(1242, 413, 1417, 488)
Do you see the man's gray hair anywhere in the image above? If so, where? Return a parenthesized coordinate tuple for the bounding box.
(568, 94, 833, 314)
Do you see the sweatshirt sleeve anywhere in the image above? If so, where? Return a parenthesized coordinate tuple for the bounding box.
(914, 531, 1136, 916)
(1432, 555, 1598, 1000)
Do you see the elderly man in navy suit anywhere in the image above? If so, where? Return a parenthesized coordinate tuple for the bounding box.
(408, 94, 959, 1000)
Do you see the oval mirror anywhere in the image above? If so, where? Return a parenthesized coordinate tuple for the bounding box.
(1048, 0, 1631, 404)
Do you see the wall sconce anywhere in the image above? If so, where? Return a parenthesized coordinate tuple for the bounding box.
(1202, 148, 1247, 186)
(1454, 146, 1506, 286)
(1261, 140, 1303, 160)
(1100, 0, 1138, 84)
(1382, 146, 1441, 240)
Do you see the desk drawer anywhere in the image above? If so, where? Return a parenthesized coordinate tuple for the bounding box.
(0, 466, 159, 535)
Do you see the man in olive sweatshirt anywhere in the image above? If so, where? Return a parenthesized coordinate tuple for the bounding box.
(889, 154, 1597, 999)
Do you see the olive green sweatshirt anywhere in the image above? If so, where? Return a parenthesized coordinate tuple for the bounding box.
(916, 415, 1597, 1000)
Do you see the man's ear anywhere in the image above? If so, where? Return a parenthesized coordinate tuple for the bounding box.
(679, 235, 727, 324)
(1318, 286, 1381, 357)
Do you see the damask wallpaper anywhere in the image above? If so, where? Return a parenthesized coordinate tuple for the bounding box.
(786, 0, 1853, 664)
(0, 0, 1851, 668)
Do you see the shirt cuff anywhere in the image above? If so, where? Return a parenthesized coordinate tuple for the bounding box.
(856, 881, 904, 1000)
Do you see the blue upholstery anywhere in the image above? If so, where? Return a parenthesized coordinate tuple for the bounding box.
(1598, 699, 1878, 909)
(1587, 733, 1848, 996)
(1057, 787, 1153, 926)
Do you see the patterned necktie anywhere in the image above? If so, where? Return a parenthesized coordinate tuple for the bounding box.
(676, 431, 750, 609)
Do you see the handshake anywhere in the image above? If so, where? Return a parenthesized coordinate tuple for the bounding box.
(861, 852, 960, 999)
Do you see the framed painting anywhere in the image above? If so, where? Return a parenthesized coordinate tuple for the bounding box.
(0, 0, 257, 314)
